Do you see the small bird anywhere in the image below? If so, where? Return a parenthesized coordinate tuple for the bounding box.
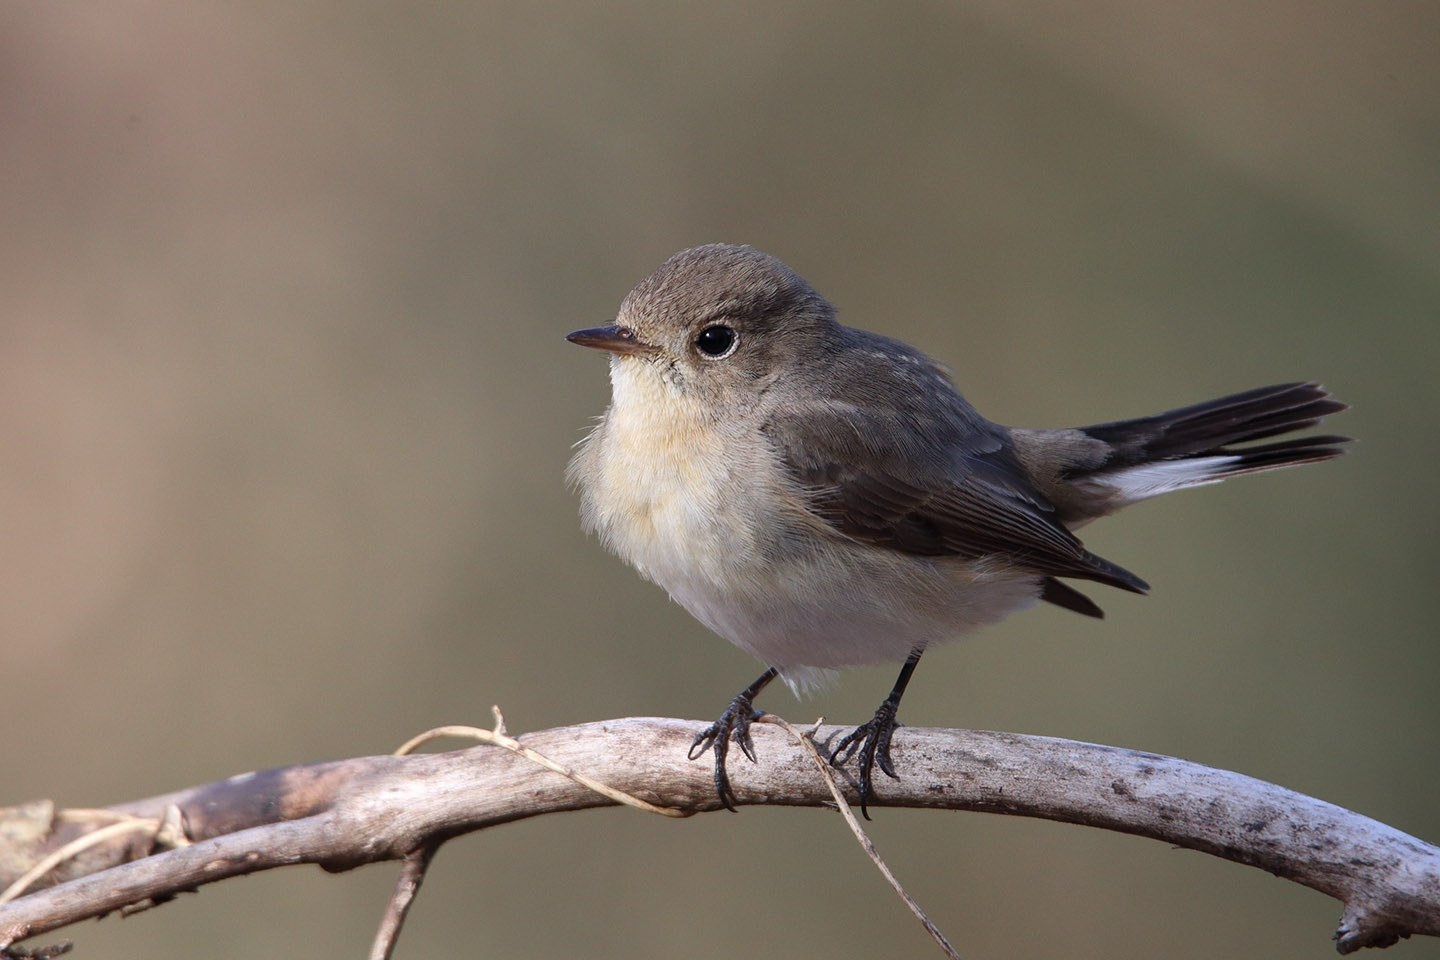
(566, 243, 1348, 816)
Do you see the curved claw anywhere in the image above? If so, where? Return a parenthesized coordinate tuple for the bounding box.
(687, 727, 719, 761)
(686, 668, 779, 811)
(689, 695, 766, 811)
(828, 700, 903, 820)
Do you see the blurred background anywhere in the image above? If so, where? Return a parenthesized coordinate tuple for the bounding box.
(2, 1, 1437, 957)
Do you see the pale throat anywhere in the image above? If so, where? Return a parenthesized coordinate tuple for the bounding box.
(605, 356, 713, 454)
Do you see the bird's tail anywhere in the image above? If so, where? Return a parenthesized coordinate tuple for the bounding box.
(1070, 382, 1350, 509)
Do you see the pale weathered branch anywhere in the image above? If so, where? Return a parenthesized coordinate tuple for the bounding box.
(0, 718, 1436, 954)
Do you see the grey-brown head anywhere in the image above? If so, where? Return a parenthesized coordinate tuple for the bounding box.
(566, 244, 838, 406)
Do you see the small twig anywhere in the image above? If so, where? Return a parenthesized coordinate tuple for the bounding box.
(51, 810, 141, 826)
(759, 715, 963, 960)
(0, 818, 161, 905)
(395, 707, 687, 819)
(377, 709, 690, 957)
(1, 940, 72, 959)
(369, 844, 437, 960)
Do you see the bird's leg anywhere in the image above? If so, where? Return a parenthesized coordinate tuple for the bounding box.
(830, 650, 922, 819)
(688, 667, 779, 811)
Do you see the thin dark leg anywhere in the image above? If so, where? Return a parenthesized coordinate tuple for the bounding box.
(829, 650, 923, 820)
(688, 667, 779, 811)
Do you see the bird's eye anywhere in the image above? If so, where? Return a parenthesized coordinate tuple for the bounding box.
(694, 325, 737, 358)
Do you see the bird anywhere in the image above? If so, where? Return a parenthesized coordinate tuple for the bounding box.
(565, 243, 1349, 817)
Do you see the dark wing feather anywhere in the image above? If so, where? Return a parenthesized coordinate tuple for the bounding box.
(760, 334, 1148, 596)
(1040, 578, 1105, 618)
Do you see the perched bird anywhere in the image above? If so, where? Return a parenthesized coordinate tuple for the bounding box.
(566, 243, 1348, 816)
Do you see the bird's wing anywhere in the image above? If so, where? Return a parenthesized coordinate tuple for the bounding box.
(760, 397, 1148, 595)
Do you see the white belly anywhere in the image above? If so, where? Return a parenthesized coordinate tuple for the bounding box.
(668, 543, 1042, 690)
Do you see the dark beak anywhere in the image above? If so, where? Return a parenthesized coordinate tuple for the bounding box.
(565, 325, 652, 356)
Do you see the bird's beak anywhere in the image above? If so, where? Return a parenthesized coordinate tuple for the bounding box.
(565, 325, 653, 356)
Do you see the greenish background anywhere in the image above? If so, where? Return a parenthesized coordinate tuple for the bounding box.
(2, 2, 1436, 957)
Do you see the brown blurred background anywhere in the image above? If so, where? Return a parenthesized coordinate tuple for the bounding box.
(2, 2, 1437, 957)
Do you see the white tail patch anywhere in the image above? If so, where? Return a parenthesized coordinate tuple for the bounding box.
(1103, 456, 1242, 504)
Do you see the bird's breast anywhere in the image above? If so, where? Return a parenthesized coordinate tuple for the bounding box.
(572, 370, 771, 595)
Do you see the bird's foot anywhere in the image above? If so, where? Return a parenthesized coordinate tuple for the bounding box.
(688, 693, 765, 812)
(829, 698, 902, 820)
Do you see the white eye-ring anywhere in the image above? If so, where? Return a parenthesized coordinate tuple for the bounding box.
(694, 325, 738, 359)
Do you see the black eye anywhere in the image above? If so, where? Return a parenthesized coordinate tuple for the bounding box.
(694, 325, 736, 357)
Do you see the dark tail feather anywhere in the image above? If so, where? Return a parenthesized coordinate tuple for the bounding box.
(1078, 382, 1350, 471)
(1040, 383, 1347, 617)
(1205, 433, 1352, 479)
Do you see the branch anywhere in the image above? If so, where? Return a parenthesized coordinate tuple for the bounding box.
(0, 718, 1435, 954)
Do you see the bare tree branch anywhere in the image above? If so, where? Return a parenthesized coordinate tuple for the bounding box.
(0, 718, 1435, 954)
(368, 843, 437, 960)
